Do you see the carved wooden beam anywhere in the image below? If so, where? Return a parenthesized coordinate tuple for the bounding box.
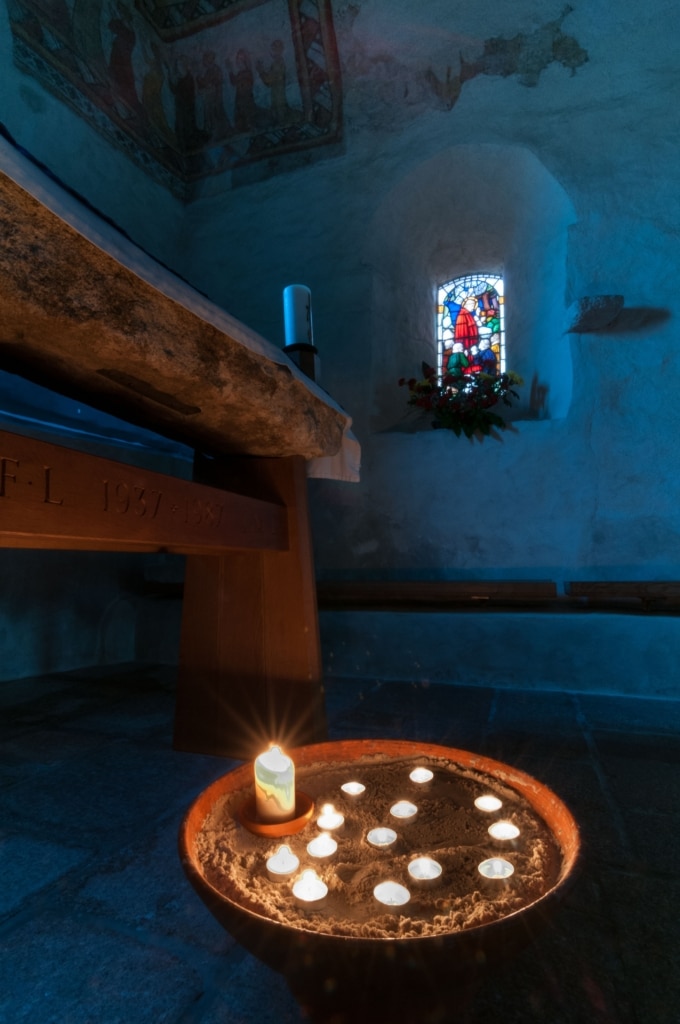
(0, 429, 287, 554)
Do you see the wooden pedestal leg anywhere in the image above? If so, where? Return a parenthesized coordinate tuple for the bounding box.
(173, 455, 327, 759)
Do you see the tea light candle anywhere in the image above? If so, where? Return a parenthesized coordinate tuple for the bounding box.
(307, 832, 338, 860)
(475, 794, 503, 812)
(408, 856, 442, 888)
(317, 803, 344, 831)
(366, 827, 397, 849)
(254, 745, 295, 823)
(374, 881, 410, 907)
(266, 844, 300, 881)
(390, 800, 418, 822)
(409, 767, 433, 786)
(478, 857, 515, 879)
(488, 821, 520, 841)
(293, 869, 327, 907)
(341, 781, 366, 798)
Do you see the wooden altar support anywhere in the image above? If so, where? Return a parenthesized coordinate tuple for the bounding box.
(0, 138, 355, 760)
(0, 429, 327, 759)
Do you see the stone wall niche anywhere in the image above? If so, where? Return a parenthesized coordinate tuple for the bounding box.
(366, 145, 576, 432)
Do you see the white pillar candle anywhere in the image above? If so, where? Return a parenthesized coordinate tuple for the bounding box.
(366, 827, 397, 849)
(374, 881, 410, 907)
(266, 844, 300, 881)
(254, 745, 295, 823)
(307, 832, 338, 860)
(283, 284, 313, 346)
(475, 794, 503, 812)
(478, 857, 515, 879)
(407, 856, 442, 887)
(316, 803, 344, 831)
(488, 820, 520, 841)
(390, 800, 418, 822)
(293, 869, 328, 907)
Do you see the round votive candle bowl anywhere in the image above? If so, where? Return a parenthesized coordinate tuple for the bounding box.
(317, 803, 345, 831)
(307, 832, 338, 861)
(408, 856, 442, 889)
(488, 820, 520, 841)
(340, 781, 366, 799)
(374, 881, 411, 909)
(478, 857, 515, 880)
(265, 844, 300, 881)
(366, 827, 397, 849)
(409, 767, 433, 788)
(390, 800, 418, 823)
(293, 869, 328, 908)
(475, 794, 503, 813)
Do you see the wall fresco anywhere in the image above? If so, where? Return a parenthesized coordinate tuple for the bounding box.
(8, 0, 343, 198)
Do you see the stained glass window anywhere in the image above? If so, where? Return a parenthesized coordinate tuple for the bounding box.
(437, 274, 505, 378)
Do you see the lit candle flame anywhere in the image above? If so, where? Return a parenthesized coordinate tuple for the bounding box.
(266, 844, 299, 878)
(293, 869, 328, 904)
(341, 781, 366, 796)
(366, 827, 397, 848)
(307, 832, 338, 859)
(488, 820, 520, 841)
(374, 881, 411, 906)
(317, 803, 344, 830)
(475, 794, 503, 812)
(408, 856, 442, 883)
(390, 800, 418, 821)
(478, 857, 515, 879)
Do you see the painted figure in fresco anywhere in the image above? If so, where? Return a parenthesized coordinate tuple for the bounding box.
(227, 49, 260, 133)
(256, 39, 299, 125)
(71, 0, 108, 84)
(141, 40, 171, 141)
(198, 51, 230, 138)
(108, 7, 140, 115)
(170, 56, 198, 151)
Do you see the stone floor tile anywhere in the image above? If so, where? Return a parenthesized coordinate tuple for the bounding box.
(0, 726, 112, 766)
(0, 740, 228, 839)
(0, 915, 202, 1024)
(601, 871, 680, 1024)
(72, 819, 236, 958)
(0, 835, 89, 915)
(578, 693, 680, 735)
(598, 752, 680, 814)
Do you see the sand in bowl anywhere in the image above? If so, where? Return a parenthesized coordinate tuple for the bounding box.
(195, 754, 562, 940)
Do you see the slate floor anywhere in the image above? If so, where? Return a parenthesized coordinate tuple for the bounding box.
(0, 664, 678, 1024)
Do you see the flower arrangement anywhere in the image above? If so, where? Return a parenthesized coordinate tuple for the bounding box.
(398, 362, 523, 438)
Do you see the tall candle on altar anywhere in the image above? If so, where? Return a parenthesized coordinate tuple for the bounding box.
(283, 285, 313, 347)
(254, 745, 295, 823)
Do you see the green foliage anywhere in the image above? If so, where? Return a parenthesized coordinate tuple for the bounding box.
(399, 363, 523, 438)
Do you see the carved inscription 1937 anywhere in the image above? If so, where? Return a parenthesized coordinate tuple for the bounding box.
(0, 430, 287, 554)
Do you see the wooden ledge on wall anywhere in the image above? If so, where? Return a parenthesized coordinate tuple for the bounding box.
(317, 580, 680, 615)
(316, 580, 558, 612)
(565, 581, 680, 612)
